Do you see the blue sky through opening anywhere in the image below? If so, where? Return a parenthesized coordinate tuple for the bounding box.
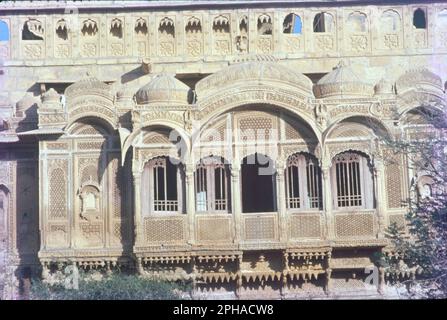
(293, 16, 302, 34)
(0, 21, 9, 41)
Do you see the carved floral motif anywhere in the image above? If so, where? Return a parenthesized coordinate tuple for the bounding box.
(350, 35, 367, 52)
(159, 41, 174, 56)
(316, 35, 334, 51)
(24, 44, 43, 58)
(384, 34, 399, 49)
(55, 44, 70, 58)
(81, 43, 97, 57)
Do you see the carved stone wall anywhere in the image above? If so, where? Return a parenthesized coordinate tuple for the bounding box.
(1, 0, 446, 299)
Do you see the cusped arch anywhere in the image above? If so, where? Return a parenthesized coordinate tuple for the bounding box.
(122, 122, 191, 166)
(198, 100, 321, 145)
(323, 115, 392, 143)
(66, 116, 115, 136)
(195, 60, 314, 100)
(398, 104, 444, 122)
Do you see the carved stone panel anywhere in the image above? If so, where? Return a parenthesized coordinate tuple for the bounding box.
(144, 216, 186, 243)
(196, 215, 232, 242)
(243, 214, 277, 241)
(290, 214, 322, 239)
(48, 160, 68, 219)
(335, 212, 375, 238)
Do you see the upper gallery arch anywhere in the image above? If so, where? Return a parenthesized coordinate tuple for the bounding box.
(64, 74, 116, 130)
(395, 67, 446, 118)
(195, 57, 314, 101)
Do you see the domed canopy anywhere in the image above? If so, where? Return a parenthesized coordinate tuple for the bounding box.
(195, 59, 314, 99)
(15, 93, 39, 118)
(395, 68, 444, 97)
(41, 88, 61, 106)
(313, 61, 373, 99)
(135, 74, 191, 105)
(65, 74, 114, 102)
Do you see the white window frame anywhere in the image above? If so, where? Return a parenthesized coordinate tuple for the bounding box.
(285, 154, 322, 211)
(195, 157, 231, 214)
(331, 152, 374, 210)
(142, 156, 183, 215)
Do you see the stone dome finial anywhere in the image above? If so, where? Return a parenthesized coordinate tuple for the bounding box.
(42, 88, 61, 104)
(313, 61, 373, 99)
(135, 74, 191, 105)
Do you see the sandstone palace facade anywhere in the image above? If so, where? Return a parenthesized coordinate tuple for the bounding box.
(0, 0, 446, 299)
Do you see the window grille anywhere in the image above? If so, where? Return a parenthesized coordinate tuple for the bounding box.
(285, 154, 322, 210)
(195, 157, 230, 213)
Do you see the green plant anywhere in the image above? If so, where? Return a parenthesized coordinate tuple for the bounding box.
(30, 271, 191, 300)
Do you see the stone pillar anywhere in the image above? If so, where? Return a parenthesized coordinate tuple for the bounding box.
(276, 159, 287, 243)
(374, 160, 386, 238)
(322, 165, 335, 239)
(185, 163, 196, 244)
(231, 165, 242, 242)
(325, 268, 332, 296)
(132, 159, 143, 245)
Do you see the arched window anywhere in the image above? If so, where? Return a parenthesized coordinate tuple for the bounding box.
(257, 14, 272, 35)
(381, 10, 401, 32)
(55, 19, 68, 40)
(439, 9, 447, 29)
(285, 153, 322, 210)
(110, 18, 123, 39)
(79, 185, 100, 214)
(347, 12, 367, 32)
(81, 19, 98, 36)
(212, 15, 231, 55)
(236, 15, 249, 53)
(331, 152, 374, 209)
(185, 16, 201, 34)
(195, 156, 231, 213)
(283, 13, 302, 34)
(159, 17, 175, 37)
(22, 19, 44, 40)
(135, 18, 148, 35)
(142, 156, 183, 214)
(0, 20, 9, 41)
(313, 12, 334, 33)
(413, 8, 427, 29)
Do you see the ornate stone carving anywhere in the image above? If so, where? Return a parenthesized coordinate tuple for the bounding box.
(24, 44, 43, 59)
(316, 35, 334, 51)
(144, 216, 186, 242)
(384, 34, 399, 49)
(243, 215, 277, 241)
(48, 159, 68, 219)
(196, 216, 232, 242)
(290, 214, 322, 239)
(350, 34, 367, 52)
(334, 212, 375, 238)
(135, 74, 191, 105)
(196, 60, 313, 100)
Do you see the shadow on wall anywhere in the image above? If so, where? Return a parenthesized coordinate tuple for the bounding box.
(13, 145, 40, 299)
